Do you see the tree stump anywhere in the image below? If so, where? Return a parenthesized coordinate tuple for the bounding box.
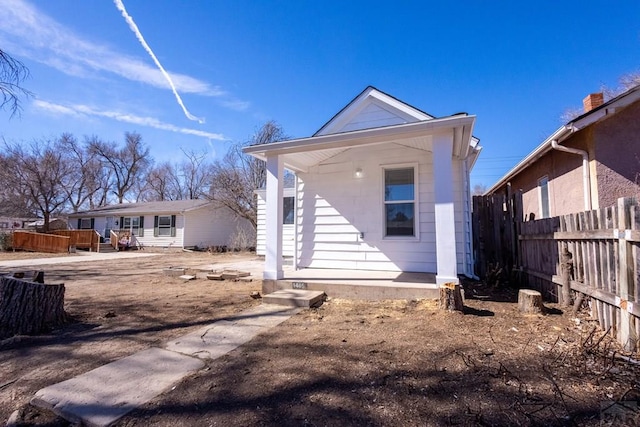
(518, 289, 543, 314)
(0, 276, 66, 339)
(439, 282, 464, 312)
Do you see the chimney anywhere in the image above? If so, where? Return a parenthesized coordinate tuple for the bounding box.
(583, 92, 604, 113)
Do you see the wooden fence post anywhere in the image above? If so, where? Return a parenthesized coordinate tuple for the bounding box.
(560, 245, 573, 307)
(618, 197, 635, 351)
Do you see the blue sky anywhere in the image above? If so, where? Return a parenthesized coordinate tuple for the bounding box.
(1, 0, 638, 188)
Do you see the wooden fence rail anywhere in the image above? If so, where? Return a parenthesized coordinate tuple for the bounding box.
(517, 197, 639, 351)
(12, 231, 70, 253)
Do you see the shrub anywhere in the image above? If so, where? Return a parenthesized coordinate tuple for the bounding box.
(228, 226, 256, 252)
(0, 231, 13, 251)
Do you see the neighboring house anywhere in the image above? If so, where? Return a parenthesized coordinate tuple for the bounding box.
(256, 187, 296, 257)
(68, 199, 253, 249)
(486, 85, 640, 219)
(25, 218, 69, 232)
(0, 217, 32, 230)
(244, 86, 481, 284)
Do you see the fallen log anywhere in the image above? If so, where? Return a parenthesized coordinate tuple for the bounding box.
(0, 275, 67, 339)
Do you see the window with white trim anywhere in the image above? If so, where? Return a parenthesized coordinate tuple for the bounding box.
(384, 167, 416, 237)
(158, 215, 172, 236)
(154, 215, 176, 237)
(283, 197, 295, 225)
(121, 216, 143, 236)
(539, 176, 550, 219)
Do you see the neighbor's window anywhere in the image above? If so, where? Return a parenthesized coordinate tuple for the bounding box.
(384, 167, 415, 237)
(539, 176, 550, 219)
(283, 197, 295, 225)
(154, 215, 176, 237)
(157, 215, 172, 236)
(79, 218, 93, 229)
(122, 216, 143, 236)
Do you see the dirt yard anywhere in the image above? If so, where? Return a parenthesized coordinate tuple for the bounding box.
(1, 251, 639, 426)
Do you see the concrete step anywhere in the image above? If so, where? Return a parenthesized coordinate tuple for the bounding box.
(262, 289, 325, 308)
(266, 280, 439, 300)
(98, 243, 116, 253)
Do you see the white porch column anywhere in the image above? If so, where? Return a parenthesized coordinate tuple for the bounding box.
(433, 132, 459, 285)
(264, 154, 284, 280)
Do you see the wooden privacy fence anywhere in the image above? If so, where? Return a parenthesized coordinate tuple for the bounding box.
(12, 231, 70, 253)
(472, 191, 523, 279)
(52, 230, 101, 252)
(517, 197, 639, 350)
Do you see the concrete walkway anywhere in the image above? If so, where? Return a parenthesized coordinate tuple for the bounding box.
(29, 304, 301, 427)
(0, 251, 160, 269)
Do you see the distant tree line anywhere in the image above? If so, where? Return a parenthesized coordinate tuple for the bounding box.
(0, 121, 286, 232)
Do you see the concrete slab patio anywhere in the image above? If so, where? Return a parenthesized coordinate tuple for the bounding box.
(29, 304, 301, 427)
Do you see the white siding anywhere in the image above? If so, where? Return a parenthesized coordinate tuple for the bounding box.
(73, 203, 252, 249)
(295, 144, 461, 273)
(256, 188, 295, 256)
(135, 214, 185, 248)
(338, 102, 409, 133)
(183, 205, 253, 249)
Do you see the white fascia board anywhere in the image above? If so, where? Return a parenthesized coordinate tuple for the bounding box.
(484, 126, 571, 195)
(314, 87, 434, 136)
(244, 115, 476, 159)
(368, 89, 434, 120)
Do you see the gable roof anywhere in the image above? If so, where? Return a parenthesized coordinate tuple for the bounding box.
(486, 84, 640, 195)
(245, 86, 481, 173)
(314, 86, 435, 136)
(69, 199, 215, 217)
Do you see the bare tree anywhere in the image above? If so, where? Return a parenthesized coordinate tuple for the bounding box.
(0, 49, 31, 117)
(210, 121, 287, 229)
(58, 133, 109, 212)
(562, 70, 640, 122)
(1, 139, 72, 231)
(180, 148, 213, 199)
(143, 161, 182, 201)
(602, 70, 640, 100)
(0, 151, 36, 217)
(89, 132, 152, 204)
(472, 183, 488, 196)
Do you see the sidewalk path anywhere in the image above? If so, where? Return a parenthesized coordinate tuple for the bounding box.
(0, 251, 160, 269)
(29, 304, 301, 427)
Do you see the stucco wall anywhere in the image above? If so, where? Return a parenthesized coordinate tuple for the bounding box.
(593, 101, 640, 207)
(495, 146, 585, 219)
(491, 99, 640, 217)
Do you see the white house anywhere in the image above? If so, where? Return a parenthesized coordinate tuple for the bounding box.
(255, 187, 296, 257)
(68, 199, 253, 249)
(246, 86, 481, 285)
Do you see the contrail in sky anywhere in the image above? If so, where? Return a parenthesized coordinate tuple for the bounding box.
(113, 0, 205, 124)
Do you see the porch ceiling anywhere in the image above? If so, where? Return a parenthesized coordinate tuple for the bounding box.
(244, 115, 477, 173)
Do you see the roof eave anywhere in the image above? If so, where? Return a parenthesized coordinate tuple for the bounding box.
(484, 126, 571, 195)
(244, 115, 476, 159)
(485, 84, 640, 195)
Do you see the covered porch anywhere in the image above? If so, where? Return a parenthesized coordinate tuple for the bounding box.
(243, 86, 481, 300)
